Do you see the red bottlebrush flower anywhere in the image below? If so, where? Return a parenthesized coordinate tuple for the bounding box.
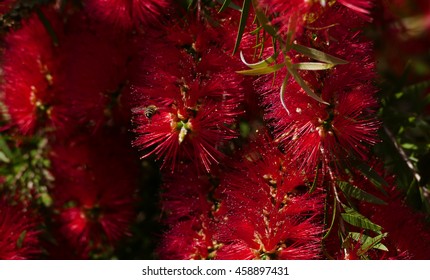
(85, 0, 171, 30)
(258, 0, 323, 39)
(157, 166, 219, 259)
(1, 10, 64, 134)
(50, 130, 139, 257)
(56, 14, 130, 131)
(0, 198, 40, 259)
(259, 4, 379, 175)
(214, 135, 324, 260)
(261, 67, 379, 175)
(130, 21, 245, 172)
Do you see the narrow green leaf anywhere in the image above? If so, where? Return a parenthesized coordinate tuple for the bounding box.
(35, 7, 59, 47)
(250, 25, 263, 35)
(322, 196, 337, 240)
(0, 136, 12, 159)
(216, 0, 241, 11)
(218, 0, 232, 13)
(341, 206, 383, 234)
(350, 232, 389, 254)
(252, 0, 278, 38)
(186, 0, 194, 9)
(338, 181, 387, 205)
(286, 61, 330, 105)
(233, 0, 251, 55)
(293, 62, 335, 71)
(279, 73, 290, 114)
(372, 243, 389, 251)
(292, 44, 348, 65)
(402, 79, 430, 96)
(236, 63, 285, 75)
(401, 143, 418, 150)
(354, 161, 389, 195)
(239, 51, 277, 69)
(308, 164, 320, 194)
(16, 230, 27, 249)
(0, 151, 10, 163)
(40, 193, 53, 207)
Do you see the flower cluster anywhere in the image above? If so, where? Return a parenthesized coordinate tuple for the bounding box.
(1, 0, 430, 260)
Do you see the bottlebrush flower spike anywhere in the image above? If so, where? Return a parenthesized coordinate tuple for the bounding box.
(85, 0, 171, 30)
(259, 3, 379, 174)
(1, 10, 63, 134)
(130, 20, 245, 172)
(158, 167, 219, 259)
(56, 13, 130, 132)
(258, 0, 324, 39)
(214, 135, 324, 259)
(0, 198, 40, 260)
(50, 130, 139, 257)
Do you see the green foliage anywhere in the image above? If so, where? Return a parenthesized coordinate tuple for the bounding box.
(338, 181, 387, 205)
(0, 133, 53, 207)
(341, 205, 383, 234)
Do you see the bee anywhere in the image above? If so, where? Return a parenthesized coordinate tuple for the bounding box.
(132, 105, 159, 119)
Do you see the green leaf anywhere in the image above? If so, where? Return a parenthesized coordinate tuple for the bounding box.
(341, 205, 383, 234)
(350, 232, 389, 254)
(291, 44, 348, 65)
(16, 230, 27, 249)
(323, 196, 337, 240)
(216, 0, 241, 11)
(252, 0, 278, 38)
(402, 79, 430, 96)
(40, 192, 53, 207)
(401, 143, 418, 150)
(286, 60, 330, 105)
(354, 161, 389, 195)
(35, 7, 59, 47)
(0, 151, 10, 163)
(279, 73, 290, 113)
(239, 51, 277, 69)
(0, 136, 12, 159)
(232, 0, 251, 55)
(338, 181, 387, 205)
(293, 62, 335, 71)
(308, 164, 320, 194)
(236, 63, 285, 75)
(218, 0, 231, 12)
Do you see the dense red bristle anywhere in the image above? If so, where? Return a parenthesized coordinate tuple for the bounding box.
(50, 129, 139, 257)
(0, 198, 41, 260)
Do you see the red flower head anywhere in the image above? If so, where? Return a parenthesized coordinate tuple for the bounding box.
(50, 129, 139, 257)
(0, 198, 41, 259)
(85, 0, 171, 30)
(258, 0, 324, 40)
(260, 3, 379, 175)
(1, 9, 64, 134)
(130, 20, 245, 172)
(214, 135, 324, 259)
(56, 13, 130, 132)
(158, 166, 219, 259)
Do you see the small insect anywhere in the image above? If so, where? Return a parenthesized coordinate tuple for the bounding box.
(132, 105, 158, 119)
